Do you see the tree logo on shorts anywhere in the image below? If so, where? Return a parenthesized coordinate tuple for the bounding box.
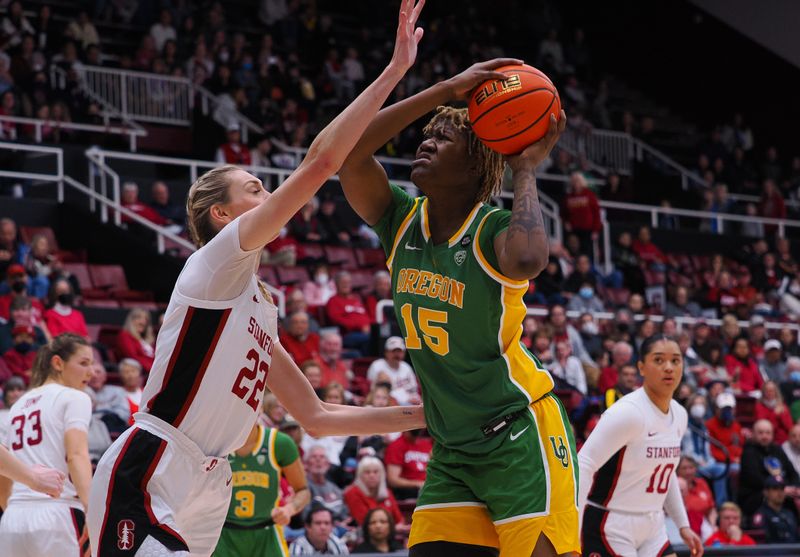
(117, 519, 135, 550)
(549, 436, 570, 469)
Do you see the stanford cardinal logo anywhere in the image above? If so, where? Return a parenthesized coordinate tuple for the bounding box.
(117, 520, 135, 550)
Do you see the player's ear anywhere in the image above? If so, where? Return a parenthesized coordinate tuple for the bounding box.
(637, 359, 644, 375)
(210, 203, 232, 225)
(50, 354, 64, 373)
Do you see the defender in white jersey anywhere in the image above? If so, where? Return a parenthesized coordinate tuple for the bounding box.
(0, 333, 94, 557)
(578, 336, 704, 557)
(89, 2, 427, 555)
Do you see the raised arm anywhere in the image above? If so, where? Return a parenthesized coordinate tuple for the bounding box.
(496, 111, 566, 280)
(239, 0, 426, 250)
(266, 344, 425, 438)
(339, 58, 522, 225)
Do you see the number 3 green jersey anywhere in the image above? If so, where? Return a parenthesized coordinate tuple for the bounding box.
(373, 184, 555, 454)
(226, 426, 299, 526)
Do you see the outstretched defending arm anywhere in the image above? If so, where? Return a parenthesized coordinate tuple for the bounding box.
(238, 0, 427, 250)
(266, 344, 425, 438)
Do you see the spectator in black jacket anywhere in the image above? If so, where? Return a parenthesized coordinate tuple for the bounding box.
(738, 419, 799, 520)
(752, 476, 799, 543)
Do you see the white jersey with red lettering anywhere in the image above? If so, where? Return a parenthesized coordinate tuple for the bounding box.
(578, 387, 688, 514)
(138, 217, 279, 458)
(4, 383, 91, 507)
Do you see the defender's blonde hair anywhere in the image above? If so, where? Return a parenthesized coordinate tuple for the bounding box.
(186, 164, 240, 247)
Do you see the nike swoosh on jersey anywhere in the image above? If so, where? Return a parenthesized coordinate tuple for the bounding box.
(252, 295, 259, 303)
(404, 242, 422, 250)
(648, 431, 658, 437)
(510, 425, 530, 441)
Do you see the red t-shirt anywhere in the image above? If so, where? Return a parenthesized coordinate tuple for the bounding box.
(0, 295, 45, 322)
(755, 402, 794, 444)
(325, 294, 371, 333)
(314, 356, 350, 390)
(632, 240, 666, 264)
(44, 307, 89, 338)
(384, 435, 432, 482)
(116, 329, 155, 372)
(343, 484, 404, 526)
(724, 355, 764, 393)
(598, 366, 619, 393)
(1, 348, 36, 383)
(684, 477, 715, 515)
(562, 189, 602, 233)
(704, 530, 756, 546)
(706, 415, 743, 463)
(279, 331, 319, 365)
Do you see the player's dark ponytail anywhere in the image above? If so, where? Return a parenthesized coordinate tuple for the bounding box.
(638, 334, 678, 362)
(31, 333, 91, 387)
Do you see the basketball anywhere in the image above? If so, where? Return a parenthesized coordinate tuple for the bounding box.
(467, 64, 561, 155)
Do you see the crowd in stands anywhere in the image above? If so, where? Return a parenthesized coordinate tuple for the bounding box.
(4, 0, 800, 551)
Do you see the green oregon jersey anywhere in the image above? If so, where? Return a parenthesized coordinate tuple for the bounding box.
(226, 426, 299, 527)
(373, 184, 555, 454)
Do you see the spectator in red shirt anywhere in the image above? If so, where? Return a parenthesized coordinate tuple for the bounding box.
(119, 357, 143, 425)
(598, 341, 633, 393)
(314, 331, 351, 390)
(43, 279, 88, 338)
(706, 392, 743, 466)
(725, 337, 764, 394)
(733, 269, 759, 315)
(677, 456, 716, 528)
(121, 181, 168, 226)
(1, 323, 36, 383)
(561, 172, 601, 258)
(704, 502, 756, 547)
(759, 179, 786, 236)
(0, 296, 48, 355)
(756, 380, 794, 445)
(384, 430, 432, 500)
(116, 308, 155, 372)
(325, 271, 371, 356)
(280, 311, 320, 365)
(215, 123, 252, 165)
(364, 270, 392, 324)
(0, 264, 45, 321)
(631, 225, 666, 268)
(343, 456, 406, 531)
(707, 271, 738, 316)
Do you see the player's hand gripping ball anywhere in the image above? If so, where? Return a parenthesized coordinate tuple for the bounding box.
(468, 64, 561, 155)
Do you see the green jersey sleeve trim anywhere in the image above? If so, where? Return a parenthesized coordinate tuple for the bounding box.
(473, 209, 530, 289)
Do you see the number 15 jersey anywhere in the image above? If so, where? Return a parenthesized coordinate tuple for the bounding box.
(373, 185, 554, 455)
(578, 388, 688, 514)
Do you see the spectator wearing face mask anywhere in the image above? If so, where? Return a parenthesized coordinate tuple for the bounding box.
(43, 279, 88, 338)
(303, 264, 336, 308)
(578, 313, 602, 359)
(0, 323, 36, 382)
(566, 282, 605, 313)
(682, 393, 729, 507)
(706, 392, 743, 471)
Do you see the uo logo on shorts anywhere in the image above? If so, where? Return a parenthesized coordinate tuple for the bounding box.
(548, 436, 570, 469)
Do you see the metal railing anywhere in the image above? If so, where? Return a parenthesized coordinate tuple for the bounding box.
(0, 115, 146, 151)
(52, 65, 263, 142)
(0, 141, 64, 198)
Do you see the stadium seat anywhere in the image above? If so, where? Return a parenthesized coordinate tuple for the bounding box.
(352, 357, 376, 378)
(63, 262, 107, 299)
(89, 264, 153, 301)
(82, 299, 120, 309)
(324, 246, 358, 269)
(275, 266, 311, 286)
(349, 270, 374, 293)
(258, 266, 279, 287)
(298, 243, 325, 263)
(355, 248, 387, 269)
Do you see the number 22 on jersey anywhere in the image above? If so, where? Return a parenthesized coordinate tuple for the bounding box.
(400, 303, 450, 356)
(231, 348, 269, 412)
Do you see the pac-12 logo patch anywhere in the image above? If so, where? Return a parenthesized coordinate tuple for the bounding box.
(117, 519, 135, 550)
(454, 250, 467, 265)
(460, 234, 472, 247)
(549, 435, 570, 468)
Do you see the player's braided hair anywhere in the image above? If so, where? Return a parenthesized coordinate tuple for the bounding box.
(186, 164, 240, 247)
(31, 333, 91, 388)
(422, 106, 505, 204)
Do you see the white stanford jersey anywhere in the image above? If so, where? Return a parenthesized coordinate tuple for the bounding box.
(578, 388, 688, 515)
(5, 383, 91, 507)
(139, 218, 279, 457)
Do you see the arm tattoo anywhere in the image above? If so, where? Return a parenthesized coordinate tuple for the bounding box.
(507, 169, 545, 245)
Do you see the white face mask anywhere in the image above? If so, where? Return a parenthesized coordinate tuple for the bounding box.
(582, 322, 599, 336)
(690, 404, 706, 419)
(315, 273, 329, 285)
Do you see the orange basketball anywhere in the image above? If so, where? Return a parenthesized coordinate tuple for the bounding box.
(467, 64, 561, 155)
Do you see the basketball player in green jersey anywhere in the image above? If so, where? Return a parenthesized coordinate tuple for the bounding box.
(338, 59, 578, 557)
(213, 423, 309, 557)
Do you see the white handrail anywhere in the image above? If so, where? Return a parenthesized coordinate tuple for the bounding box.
(0, 141, 64, 199)
(193, 84, 264, 143)
(0, 115, 146, 151)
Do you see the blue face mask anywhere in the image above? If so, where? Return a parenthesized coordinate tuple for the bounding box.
(579, 287, 593, 300)
(720, 407, 734, 425)
(15, 342, 32, 354)
(791, 371, 800, 383)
